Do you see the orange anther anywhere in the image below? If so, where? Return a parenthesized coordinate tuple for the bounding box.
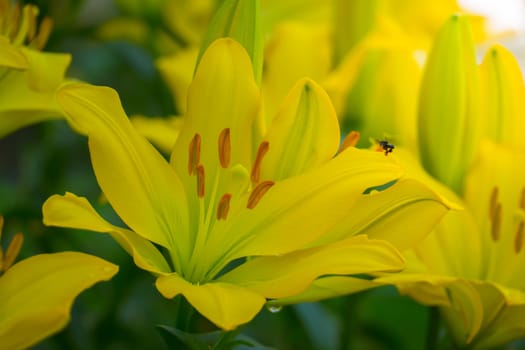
(188, 133, 201, 175)
(251, 141, 269, 184)
(218, 128, 231, 168)
(216, 193, 232, 220)
(247, 181, 275, 209)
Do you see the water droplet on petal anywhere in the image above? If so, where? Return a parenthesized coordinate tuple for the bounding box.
(266, 305, 282, 313)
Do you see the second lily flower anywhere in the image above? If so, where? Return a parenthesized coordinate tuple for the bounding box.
(43, 38, 452, 330)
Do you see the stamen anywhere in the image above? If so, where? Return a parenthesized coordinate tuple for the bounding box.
(196, 164, 205, 198)
(247, 180, 275, 209)
(520, 187, 525, 210)
(251, 141, 269, 184)
(188, 133, 201, 175)
(339, 131, 360, 152)
(216, 193, 232, 220)
(218, 128, 231, 168)
(2, 232, 23, 272)
(514, 221, 525, 254)
(489, 186, 499, 218)
(490, 203, 502, 242)
(33, 17, 52, 50)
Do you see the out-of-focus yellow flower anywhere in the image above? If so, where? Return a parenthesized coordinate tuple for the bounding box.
(0, 0, 73, 138)
(348, 16, 525, 349)
(43, 38, 452, 330)
(0, 216, 118, 350)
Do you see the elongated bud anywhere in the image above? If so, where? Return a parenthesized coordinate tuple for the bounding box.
(418, 14, 481, 194)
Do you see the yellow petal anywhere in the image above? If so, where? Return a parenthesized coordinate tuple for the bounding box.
(156, 48, 198, 114)
(480, 45, 525, 148)
(267, 276, 379, 305)
(21, 49, 71, 91)
(262, 22, 331, 122)
(131, 115, 183, 155)
(0, 36, 29, 69)
(0, 51, 70, 137)
(219, 235, 404, 299)
(171, 38, 260, 174)
(56, 83, 190, 260)
(155, 273, 265, 330)
(0, 252, 117, 350)
(261, 78, 340, 181)
(42, 192, 171, 275)
(209, 148, 402, 260)
(169, 38, 260, 237)
(440, 280, 484, 345)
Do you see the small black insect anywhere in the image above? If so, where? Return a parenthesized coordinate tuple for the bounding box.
(377, 140, 395, 156)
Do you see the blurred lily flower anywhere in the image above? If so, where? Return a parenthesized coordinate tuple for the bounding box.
(0, 216, 118, 350)
(349, 15, 525, 349)
(0, 0, 72, 138)
(43, 38, 451, 330)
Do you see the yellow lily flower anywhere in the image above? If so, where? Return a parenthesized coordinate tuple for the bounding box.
(43, 38, 451, 330)
(347, 20, 525, 349)
(0, 216, 118, 350)
(0, 0, 72, 138)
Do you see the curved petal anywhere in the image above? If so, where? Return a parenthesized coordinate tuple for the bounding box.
(131, 115, 183, 155)
(262, 22, 331, 121)
(42, 192, 171, 275)
(218, 235, 403, 299)
(260, 78, 340, 181)
(168, 38, 261, 243)
(267, 276, 379, 306)
(0, 37, 29, 69)
(57, 83, 190, 262)
(155, 274, 265, 330)
(0, 51, 70, 138)
(210, 147, 451, 267)
(0, 252, 118, 350)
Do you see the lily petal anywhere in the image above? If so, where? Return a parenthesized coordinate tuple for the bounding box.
(155, 274, 265, 330)
(0, 252, 117, 350)
(0, 37, 29, 69)
(56, 83, 189, 261)
(267, 276, 379, 305)
(42, 192, 171, 275)
(261, 78, 340, 181)
(218, 235, 404, 299)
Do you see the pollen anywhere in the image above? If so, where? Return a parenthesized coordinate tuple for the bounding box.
(247, 180, 275, 209)
(490, 203, 502, 242)
(489, 186, 499, 219)
(216, 193, 232, 220)
(196, 164, 205, 198)
(251, 141, 269, 184)
(188, 133, 201, 175)
(339, 131, 360, 152)
(218, 128, 231, 168)
(514, 221, 525, 254)
(2, 232, 23, 272)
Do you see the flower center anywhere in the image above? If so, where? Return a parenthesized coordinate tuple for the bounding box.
(184, 129, 275, 282)
(1, 1, 52, 50)
(487, 186, 525, 254)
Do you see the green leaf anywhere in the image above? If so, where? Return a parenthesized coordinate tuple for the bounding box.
(195, 0, 263, 84)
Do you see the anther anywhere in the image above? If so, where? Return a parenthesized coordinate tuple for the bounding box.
(2, 232, 23, 272)
(247, 181, 275, 209)
(216, 193, 232, 220)
(490, 203, 502, 242)
(514, 221, 525, 254)
(251, 141, 269, 184)
(188, 133, 201, 175)
(489, 186, 499, 219)
(520, 187, 525, 210)
(339, 131, 360, 152)
(218, 128, 231, 168)
(196, 164, 205, 198)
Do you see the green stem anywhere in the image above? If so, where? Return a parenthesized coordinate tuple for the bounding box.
(426, 306, 440, 350)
